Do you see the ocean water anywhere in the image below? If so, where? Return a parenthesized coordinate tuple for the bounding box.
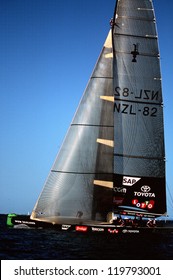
(0, 215, 173, 260)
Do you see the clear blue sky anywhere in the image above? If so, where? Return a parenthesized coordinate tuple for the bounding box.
(0, 0, 173, 218)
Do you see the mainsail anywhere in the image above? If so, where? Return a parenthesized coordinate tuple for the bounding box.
(112, 0, 166, 217)
(31, 0, 167, 225)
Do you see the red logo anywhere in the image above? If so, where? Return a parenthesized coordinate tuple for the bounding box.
(132, 199, 138, 205)
(132, 199, 155, 210)
(141, 202, 147, 209)
(75, 226, 88, 232)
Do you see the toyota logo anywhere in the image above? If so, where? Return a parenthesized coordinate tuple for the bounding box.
(141, 185, 151, 192)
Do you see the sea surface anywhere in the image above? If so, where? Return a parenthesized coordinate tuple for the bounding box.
(0, 214, 173, 260)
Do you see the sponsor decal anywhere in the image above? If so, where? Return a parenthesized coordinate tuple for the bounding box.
(108, 228, 119, 234)
(132, 199, 155, 210)
(92, 227, 104, 232)
(134, 192, 155, 197)
(75, 226, 88, 232)
(134, 185, 155, 198)
(123, 176, 141, 186)
(15, 220, 36, 225)
(147, 201, 155, 209)
(141, 185, 151, 192)
(62, 224, 71, 231)
(113, 187, 126, 193)
(122, 229, 139, 233)
(113, 196, 124, 205)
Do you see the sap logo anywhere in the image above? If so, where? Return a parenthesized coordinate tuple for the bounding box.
(123, 176, 141, 186)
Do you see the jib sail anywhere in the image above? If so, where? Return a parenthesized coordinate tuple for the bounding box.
(31, 31, 114, 224)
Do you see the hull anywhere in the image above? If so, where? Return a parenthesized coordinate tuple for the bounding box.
(6, 214, 173, 234)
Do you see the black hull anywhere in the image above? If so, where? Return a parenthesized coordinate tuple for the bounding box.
(6, 214, 173, 234)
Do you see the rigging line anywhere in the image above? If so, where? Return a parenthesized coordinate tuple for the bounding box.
(114, 153, 165, 161)
(114, 98, 163, 106)
(71, 124, 114, 128)
(114, 33, 157, 40)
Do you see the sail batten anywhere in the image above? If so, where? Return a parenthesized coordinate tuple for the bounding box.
(100, 96, 114, 102)
(94, 180, 113, 189)
(97, 138, 114, 147)
(114, 153, 165, 161)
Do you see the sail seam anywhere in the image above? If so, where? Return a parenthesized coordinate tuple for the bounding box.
(115, 50, 159, 58)
(114, 153, 164, 161)
(51, 170, 113, 175)
(91, 77, 113, 79)
(114, 33, 157, 40)
(114, 98, 162, 106)
(117, 16, 155, 22)
(71, 124, 114, 128)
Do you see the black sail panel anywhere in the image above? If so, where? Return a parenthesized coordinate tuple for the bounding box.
(31, 31, 114, 224)
(112, 0, 166, 216)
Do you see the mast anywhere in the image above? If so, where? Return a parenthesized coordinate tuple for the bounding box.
(112, 0, 167, 217)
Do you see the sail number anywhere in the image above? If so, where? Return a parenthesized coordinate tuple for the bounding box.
(114, 103, 157, 117)
(115, 87, 159, 101)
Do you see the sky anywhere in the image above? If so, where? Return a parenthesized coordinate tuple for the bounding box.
(0, 0, 173, 218)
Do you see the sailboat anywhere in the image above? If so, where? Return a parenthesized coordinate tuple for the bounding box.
(7, 0, 171, 233)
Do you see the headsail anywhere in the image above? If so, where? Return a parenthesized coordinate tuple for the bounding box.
(112, 0, 167, 217)
(31, 31, 114, 224)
